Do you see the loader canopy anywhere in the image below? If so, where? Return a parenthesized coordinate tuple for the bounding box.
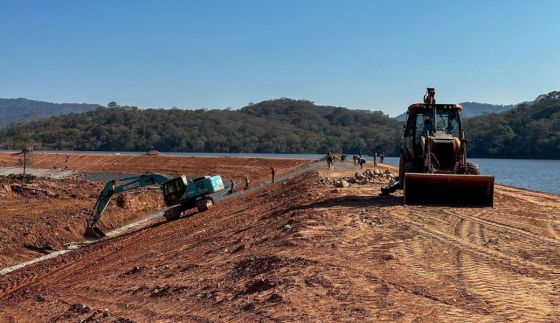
(409, 105, 462, 144)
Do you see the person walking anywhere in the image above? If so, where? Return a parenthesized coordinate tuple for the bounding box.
(244, 176, 250, 190)
(359, 157, 366, 169)
(271, 167, 276, 183)
(380, 152, 384, 163)
(229, 179, 235, 194)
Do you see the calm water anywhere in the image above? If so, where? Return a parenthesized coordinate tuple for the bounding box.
(378, 157, 560, 195)
(2, 150, 558, 195)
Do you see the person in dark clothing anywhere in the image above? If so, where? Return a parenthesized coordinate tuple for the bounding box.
(373, 152, 378, 166)
(271, 167, 276, 183)
(229, 179, 235, 194)
(380, 152, 384, 163)
(244, 176, 250, 190)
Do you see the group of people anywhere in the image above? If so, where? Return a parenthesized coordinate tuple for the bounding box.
(326, 150, 385, 170)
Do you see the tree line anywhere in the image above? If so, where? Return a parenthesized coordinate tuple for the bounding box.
(464, 91, 560, 159)
(1, 94, 558, 159)
(0, 99, 403, 155)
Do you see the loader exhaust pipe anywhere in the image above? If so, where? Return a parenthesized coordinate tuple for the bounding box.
(404, 173, 495, 207)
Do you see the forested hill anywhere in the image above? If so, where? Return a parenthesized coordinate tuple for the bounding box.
(393, 101, 515, 121)
(1, 94, 558, 159)
(0, 98, 100, 127)
(0, 99, 403, 155)
(464, 91, 560, 159)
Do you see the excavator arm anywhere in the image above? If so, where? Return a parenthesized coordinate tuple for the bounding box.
(85, 173, 171, 238)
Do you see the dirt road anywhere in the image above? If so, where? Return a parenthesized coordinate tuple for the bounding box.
(1, 162, 559, 321)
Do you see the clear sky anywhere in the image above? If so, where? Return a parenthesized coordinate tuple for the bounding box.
(1, 0, 559, 116)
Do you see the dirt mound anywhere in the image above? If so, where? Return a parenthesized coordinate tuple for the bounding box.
(115, 189, 163, 212)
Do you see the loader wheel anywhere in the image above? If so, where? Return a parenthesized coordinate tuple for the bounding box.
(466, 162, 480, 175)
(399, 153, 417, 189)
(196, 197, 214, 212)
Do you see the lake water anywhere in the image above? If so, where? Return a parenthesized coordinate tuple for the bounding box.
(372, 156, 560, 195)
(2, 150, 558, 195)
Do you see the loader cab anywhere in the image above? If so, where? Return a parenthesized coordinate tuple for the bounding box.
(405, 104, 462, 146)
(162, 175, 188, 206)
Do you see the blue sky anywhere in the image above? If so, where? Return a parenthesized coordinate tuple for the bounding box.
(1, 0, 559, 116)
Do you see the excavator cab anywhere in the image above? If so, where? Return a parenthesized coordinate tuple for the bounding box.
(162, 176, 188, 206)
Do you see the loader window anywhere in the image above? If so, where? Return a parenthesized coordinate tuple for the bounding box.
(414, 110, 434, 143)
(435, 109, 460, 137)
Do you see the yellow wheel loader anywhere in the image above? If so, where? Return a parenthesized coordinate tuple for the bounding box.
(381, 88, 495, 206)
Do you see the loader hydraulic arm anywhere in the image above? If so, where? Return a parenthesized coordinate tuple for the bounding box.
(87, 173, 171, 237)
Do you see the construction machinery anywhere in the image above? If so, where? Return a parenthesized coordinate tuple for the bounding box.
(381, 88, 494, 206)
(85, 173, 225, 238)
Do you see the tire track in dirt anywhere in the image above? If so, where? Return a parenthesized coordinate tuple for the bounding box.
(388, 208, 559, 278)
(405, 207, 560, 268)
(448, 212, 550, 320)
(441, 209, 560, 246)
(389, 207, 560, 320)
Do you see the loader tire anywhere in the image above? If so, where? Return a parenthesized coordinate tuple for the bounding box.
(399, 155, 417, 189)
(466, 162, 480, 175)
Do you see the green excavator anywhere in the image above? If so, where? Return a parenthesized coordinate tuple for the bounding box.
(85, 173, 225, 238)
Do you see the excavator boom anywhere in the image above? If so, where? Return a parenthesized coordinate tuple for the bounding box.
(85, 173, 170, 238)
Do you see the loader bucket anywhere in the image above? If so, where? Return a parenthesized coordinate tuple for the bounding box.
(84, 225, 106, 239)
(404, 173, 494, 207)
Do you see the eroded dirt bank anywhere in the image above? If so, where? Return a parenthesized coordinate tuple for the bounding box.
(1, 163, 558, 321)
(0, 175, 163, 268)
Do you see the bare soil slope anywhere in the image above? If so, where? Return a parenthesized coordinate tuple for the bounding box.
(0, 175, 162, 268)
(1, 164, 559, 321)
(0, 154, 309, 268)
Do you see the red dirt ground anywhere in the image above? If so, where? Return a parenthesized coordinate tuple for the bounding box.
(1, 162, 559, 321)
(0, 175, 163, 268)
(0, 152, 310, 184)
(0, 154, 309, 268)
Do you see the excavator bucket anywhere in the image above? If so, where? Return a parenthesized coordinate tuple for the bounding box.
(404, 173, 495, 207)
(84, 225, 106, 239)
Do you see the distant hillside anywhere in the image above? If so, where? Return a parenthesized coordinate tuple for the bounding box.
(0, 98, 100, 127)
(1, 93, 557, 159)
(394, 102, 515, 121)
(464, 91, 560, 159)
(0, 99, 402, 155)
